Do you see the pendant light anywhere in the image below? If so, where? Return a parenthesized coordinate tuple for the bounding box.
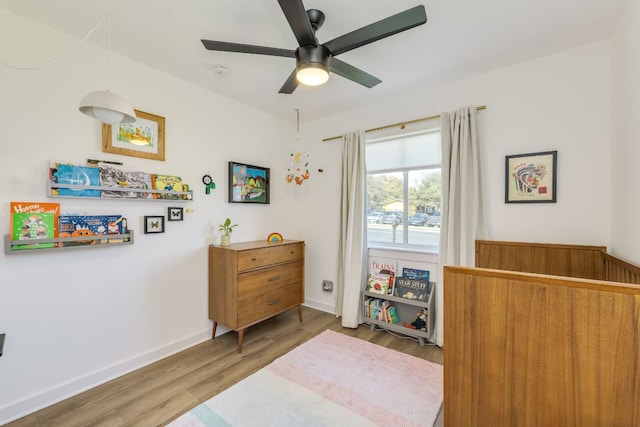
(79, 4, 136, 124)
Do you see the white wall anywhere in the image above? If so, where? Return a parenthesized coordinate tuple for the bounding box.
(611, 0, 640, 263)
(0, 11, 296, 423)
(300, 40, 613, 346)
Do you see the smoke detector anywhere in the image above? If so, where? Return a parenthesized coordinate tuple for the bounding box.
(213, 65, 229, 76)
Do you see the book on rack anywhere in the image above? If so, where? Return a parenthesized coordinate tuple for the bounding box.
(11, 212, 55, 250)
(364, 298, 400, 324)
(51, 163, 100, 197)
(98, 164, 153, 199)
(58, 215, 124, 246)
(402, 267, 430, 282)
(386, 305, 400, 324)
(368, 257, 397, 295)
(10, 202, 60, 238)
(152, 174, 189, 199)
(394, 277, 430, 301)
(366, 272, 390, 295)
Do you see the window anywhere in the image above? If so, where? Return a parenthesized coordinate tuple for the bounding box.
(366, 129, 441, 252)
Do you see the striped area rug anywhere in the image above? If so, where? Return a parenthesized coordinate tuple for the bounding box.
(168, 329, 443, 427)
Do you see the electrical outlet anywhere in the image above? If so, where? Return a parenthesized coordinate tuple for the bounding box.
(322, 280, 333, 292)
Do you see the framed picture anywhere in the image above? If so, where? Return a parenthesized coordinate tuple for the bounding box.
(144, 215, 165, 234)
(167, 207, 183, 221)
(505, 150, 557, 203)
(102, 110, 165, 161)
(228, 161, 270, 204)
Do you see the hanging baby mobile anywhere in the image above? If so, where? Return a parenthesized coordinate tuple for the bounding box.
(286, 109, 311, 186)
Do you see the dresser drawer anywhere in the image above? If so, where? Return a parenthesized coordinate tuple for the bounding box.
(237, 242, 303, 271)
(237, 283, 303, 326)
(237, 261, 303, 300)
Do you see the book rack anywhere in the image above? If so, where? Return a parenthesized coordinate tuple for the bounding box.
(363, 283, 435, 346)
(46, 181, 193, 201)
(4, 231, 134, 255)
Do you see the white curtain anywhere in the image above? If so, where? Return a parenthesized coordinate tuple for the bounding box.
(336, 130, 368, 328)
(437, 106, 487, 345)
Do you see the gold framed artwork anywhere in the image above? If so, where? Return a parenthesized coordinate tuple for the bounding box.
(102, 109, 165, 161)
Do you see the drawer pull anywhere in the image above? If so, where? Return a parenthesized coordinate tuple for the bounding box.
(268, 275, 281, 282)
(251, 258, 257, 262)
(268, 298, 281, 306)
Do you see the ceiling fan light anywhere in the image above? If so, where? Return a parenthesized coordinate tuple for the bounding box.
(79, 90, 137, 124)
(296, 64, 329, 86)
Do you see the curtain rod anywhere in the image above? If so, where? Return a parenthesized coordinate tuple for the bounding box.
(322, 105, 486, 142)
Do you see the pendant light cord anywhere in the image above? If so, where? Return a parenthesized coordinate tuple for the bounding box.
(1, 3, 110, 71)
(106, 4, 112, 90)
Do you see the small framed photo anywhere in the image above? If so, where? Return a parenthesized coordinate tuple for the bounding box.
(167, 207, 183, 221)
(144, 215, 165, 234)
(505, 150, 557, 203)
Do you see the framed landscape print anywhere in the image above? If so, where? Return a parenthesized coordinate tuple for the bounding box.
(102, 110, 165, 161)
(505, 150, 557, 203)
(228, 162, 270, 204)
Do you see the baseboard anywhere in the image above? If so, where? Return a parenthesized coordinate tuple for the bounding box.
(303, 299, 336, 315)
(0, 329, 211, 425)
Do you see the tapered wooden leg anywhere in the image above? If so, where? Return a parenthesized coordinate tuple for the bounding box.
(237, 329, 245, 353)
(211, 322, 218, 340)
(298, 305, 303, 322)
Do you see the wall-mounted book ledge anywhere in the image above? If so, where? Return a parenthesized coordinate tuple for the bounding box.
(47, 182, 193, 201)
(4, 231, 134, 255)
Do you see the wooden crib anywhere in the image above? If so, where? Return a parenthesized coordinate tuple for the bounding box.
(443, 240, 640, 426)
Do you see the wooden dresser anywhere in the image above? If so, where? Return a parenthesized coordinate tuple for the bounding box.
(208, 239, 304, 352)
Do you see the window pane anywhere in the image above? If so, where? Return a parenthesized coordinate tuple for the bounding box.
(367, 172, 404, 245)
(408, 169, 440, 251)
(366, 129, 441, 252)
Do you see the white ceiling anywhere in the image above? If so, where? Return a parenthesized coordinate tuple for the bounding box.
(0, 0, 628, 123)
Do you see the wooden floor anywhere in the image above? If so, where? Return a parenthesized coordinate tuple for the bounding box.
(7, 307, 443, 427)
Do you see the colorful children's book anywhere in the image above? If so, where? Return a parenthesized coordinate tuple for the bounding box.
(368, 258, 397, 295)
(98, 165, 153, 199)
(386, 305, 400, 324)
(58, 215, 124, 246)
(402, 267, 430, 282)
(10, 202, 60, 238)
(53, 164, 100, 197)
(11, 212, 55, 250)
(394, 277, 430, 301)
(152, 174, 189, 199)
(366, 272, 390, 295)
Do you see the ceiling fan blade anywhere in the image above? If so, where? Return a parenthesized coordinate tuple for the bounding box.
(329, 58, 382, 88)
(277, 0, 317, 47)
(323, 5, 427, 56)
(278, 69, 300, 94)
(201, 39, 295, 58)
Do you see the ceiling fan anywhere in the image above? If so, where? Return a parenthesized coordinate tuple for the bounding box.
(201, 1, 427, 94)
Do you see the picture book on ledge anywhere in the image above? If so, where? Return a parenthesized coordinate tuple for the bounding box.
(11, 212, 55, 250)
(402, 267, 430, 282)
(50, 163, 100, 197)
(10, 201, 60, 238)
(366, 258, 397, 295)
(394, 277, 430, 301)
